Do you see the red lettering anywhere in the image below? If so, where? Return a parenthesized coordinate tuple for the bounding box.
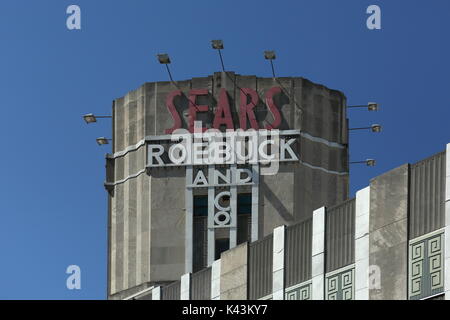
(188, 89, 209, 133)
(239, 88, 259, 130)
(213, 88, 234, 130)
(165, 90, 183, 134)
(165, 87, 284, 132)
(265, 87, 282, 130)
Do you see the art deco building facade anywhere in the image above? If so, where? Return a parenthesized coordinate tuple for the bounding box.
(119, 145, 450, 301)
(106, 72, 349, 299)
(105, 72, 450, 301)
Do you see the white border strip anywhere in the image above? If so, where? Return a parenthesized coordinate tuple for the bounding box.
(355, 186, 370, 300)
(105, 160, 348, 187)
(106, 129, 346, 161)
(180, 273, 191, 300)
(285, 280, 312, 293)
(104, 169, 146, 187)
(104, 130, 348, 187)
(312, 207, 325, 300)
(106, 139, 145, 159)
(299, 160, 348, 176)
(273, 225, 285, 300)
(211, 259, 221, 300)
(325, 263, 355, 278)
(410, 227, 444, 244)
(300, 131, 345, 149)
(152, 286, 161, 300)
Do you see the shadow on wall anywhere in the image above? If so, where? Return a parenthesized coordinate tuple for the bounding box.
(260, 178, 295, 224)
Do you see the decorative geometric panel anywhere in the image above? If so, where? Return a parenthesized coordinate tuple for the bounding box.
(285, 282, 311, 300)
(409, 230, 444, 300)
(325, 266, 354, 300)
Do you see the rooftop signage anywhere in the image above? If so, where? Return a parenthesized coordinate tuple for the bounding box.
(148, 85, 298, 175)
(165, 86, 284, 133)
(147, 127, 299, 170)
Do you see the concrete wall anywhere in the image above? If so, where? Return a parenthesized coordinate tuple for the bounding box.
(369, 164, 409, 300)
(260, 77, 349, 230)
(109, 86, 151, 296)
(150, 168, 186, 281)
(220, 243, 248, 300)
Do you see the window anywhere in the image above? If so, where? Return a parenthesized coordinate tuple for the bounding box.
(215, 238, 230, 260)
(237, 194, 252, 244)
(192, 193, 253, 271)
(193, 196, 208, 272)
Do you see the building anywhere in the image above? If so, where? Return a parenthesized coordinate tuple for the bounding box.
(105, 72, 449, 300)
(105, 72, 349, 299)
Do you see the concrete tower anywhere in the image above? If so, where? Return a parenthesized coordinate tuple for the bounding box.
(105, 72, 349, 299)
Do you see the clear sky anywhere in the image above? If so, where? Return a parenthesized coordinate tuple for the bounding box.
(0, 0, 449, 299)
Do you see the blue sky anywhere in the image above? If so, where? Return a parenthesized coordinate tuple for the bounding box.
(0, 0, 449, 299)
